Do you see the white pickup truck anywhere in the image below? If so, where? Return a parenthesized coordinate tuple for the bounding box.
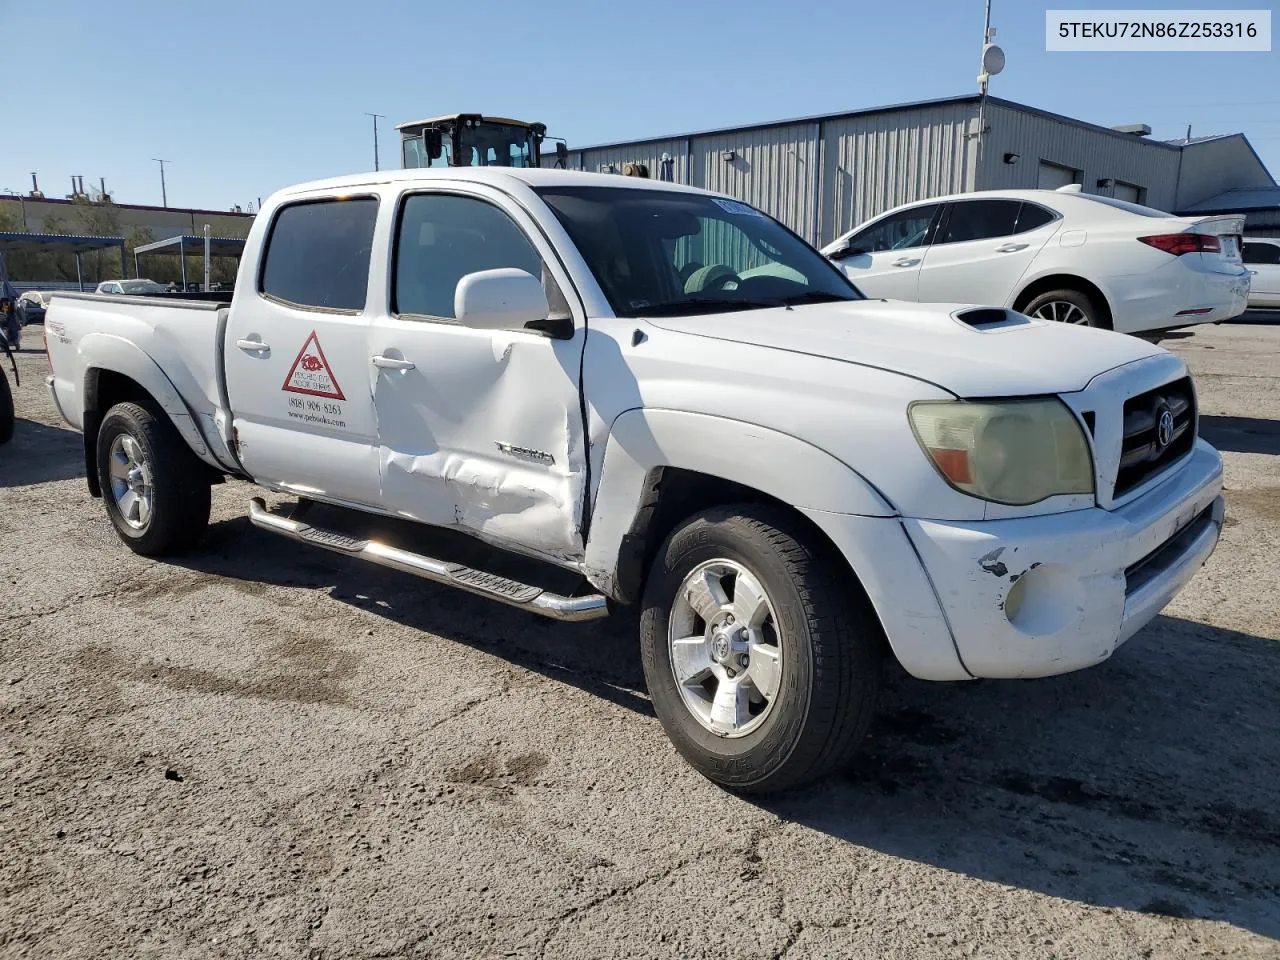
(45, 168, 1225, 793)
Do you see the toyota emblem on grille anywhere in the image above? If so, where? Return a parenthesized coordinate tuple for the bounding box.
(1156, 405, 1175, 449)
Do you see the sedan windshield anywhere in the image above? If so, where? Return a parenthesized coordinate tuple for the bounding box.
(534, 186, 862, 317)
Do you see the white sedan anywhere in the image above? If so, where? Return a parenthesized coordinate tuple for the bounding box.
(1242, 237, 1280, 308)
(822, 186, 1250, 334)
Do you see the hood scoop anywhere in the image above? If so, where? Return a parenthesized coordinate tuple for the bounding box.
(953, 307, 1027, 330)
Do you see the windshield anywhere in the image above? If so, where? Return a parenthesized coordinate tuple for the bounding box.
(456, 123, 535, 168)
(121, 279, 166, 294)
(535, 186, 862, 317)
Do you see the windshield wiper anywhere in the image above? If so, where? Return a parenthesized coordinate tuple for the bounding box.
(635, 298, 785, 317)
(772, 291, 859, 307)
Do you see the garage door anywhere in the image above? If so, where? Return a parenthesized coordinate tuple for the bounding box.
(1038, 161, 1080, 189)
(1114, 182, 1142, 203)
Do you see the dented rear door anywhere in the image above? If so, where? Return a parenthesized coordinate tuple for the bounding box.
(368, 184, 588, 562)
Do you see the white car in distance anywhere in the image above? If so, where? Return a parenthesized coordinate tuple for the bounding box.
(823, 186, 1249, 335)
(1242, 237, 1280, 308)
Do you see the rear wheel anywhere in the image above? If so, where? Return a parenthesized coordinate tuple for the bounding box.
(95, 401, 211, 555)
(640, 504, 882, 794)
(0, 371, 14, 445)
(1023, 288, 1105, 328)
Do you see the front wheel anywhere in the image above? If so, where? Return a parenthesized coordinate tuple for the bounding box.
(640, 504, 882, 794)
(95, 401, 211, 555)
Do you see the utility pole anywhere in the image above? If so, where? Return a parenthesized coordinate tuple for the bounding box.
(365, 113, 385, 171)
(152, 158, 171, 208)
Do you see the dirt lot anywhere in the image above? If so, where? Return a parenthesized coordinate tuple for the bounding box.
(2, 320, 1278, 959)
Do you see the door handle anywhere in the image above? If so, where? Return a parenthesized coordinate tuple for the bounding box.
(236, 338, 270, 353)
(372, 355, 416, 371)
(891, 258, 920, 267)
(995, 243, 1029, 253)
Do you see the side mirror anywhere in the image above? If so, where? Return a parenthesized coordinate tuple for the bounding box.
(555, 142, 568, 162)
(424, 129, 443, 161)
(455, 268, 559, 336)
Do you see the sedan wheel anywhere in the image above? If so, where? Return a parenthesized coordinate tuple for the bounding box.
(1031, 299, 1090, 325)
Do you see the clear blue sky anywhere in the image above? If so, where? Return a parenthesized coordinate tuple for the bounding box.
(3, 0, 1277, 211)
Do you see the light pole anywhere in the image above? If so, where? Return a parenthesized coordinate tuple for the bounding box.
(152, 158, 171, 208)
(365, 113, 385, 171)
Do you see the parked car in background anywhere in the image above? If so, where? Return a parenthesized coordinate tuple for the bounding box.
(1242, 237, 1280, 308)
(18, 291, 51, 324)
(95, 279, 168, 296)
(822, 186, 1249, 335)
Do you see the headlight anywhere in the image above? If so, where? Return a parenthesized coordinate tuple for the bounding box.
(908, 399, 1094, 505)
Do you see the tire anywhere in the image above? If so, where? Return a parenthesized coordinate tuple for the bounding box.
(640, 504, 882, 794)
(95, 401, 211, 555)
(0, 371, 13, 445)
(1022, 287, 1106, 328)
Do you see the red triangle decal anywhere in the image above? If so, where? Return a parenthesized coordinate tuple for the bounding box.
(282, 330, 346, 401)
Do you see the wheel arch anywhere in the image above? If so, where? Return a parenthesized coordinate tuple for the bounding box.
(80, 335, 219, 497)
(1013, 273, 1114, 329)
(583, 408, 896, 605)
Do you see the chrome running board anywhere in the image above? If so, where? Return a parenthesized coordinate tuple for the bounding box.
(248, 498, 609, 623)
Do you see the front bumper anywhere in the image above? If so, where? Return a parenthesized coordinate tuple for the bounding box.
(903, 440, 1223, 678)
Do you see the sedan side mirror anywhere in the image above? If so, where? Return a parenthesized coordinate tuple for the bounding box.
(455, 268, 557, 335)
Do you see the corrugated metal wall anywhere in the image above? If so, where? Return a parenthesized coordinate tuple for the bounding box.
(822, 102, 977, 243)
(974, 102, 1181, 211)
(556, 105, 978, 246)
(691, 123, 821, 243)
(1174, 137, 1275, 211)
(549, 99, 1258, 246)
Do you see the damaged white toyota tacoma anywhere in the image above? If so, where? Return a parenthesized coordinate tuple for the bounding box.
(45, 168, 1225, 793)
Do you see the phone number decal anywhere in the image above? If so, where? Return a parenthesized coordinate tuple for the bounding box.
(1046, 10, 1271, 50)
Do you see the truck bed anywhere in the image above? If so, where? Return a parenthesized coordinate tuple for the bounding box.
(44, 290, 240, 475)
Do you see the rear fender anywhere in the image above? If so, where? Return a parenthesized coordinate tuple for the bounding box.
(81, 333, 216, 471)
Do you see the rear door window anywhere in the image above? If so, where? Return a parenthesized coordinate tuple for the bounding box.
(1243, 241, 1280, 265)
(260, 197, 379, 311)
(1013, 202, 1056, 234)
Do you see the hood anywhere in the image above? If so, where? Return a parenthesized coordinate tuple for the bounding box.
(645, 299, 1164, 397)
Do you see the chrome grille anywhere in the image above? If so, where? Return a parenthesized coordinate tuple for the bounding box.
(1114, 376, 1196, 497)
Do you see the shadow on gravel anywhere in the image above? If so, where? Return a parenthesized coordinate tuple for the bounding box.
(762, 618, 1280, 940)
(148, 504, 1280, 939)
(1200, 415, 1280, 456)
(0, 418, 84, 488)
(168, 509, 653, 719)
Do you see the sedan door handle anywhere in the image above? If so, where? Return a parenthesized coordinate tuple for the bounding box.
(372, 355, 416, 371)
(891, 257, 920, 267)
(995, 243, 1029, 253)
(236, 338, 270, 353)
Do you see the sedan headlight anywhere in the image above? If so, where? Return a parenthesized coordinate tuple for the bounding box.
(908, 399, 1094, 505)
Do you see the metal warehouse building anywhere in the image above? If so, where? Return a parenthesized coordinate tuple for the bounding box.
(554, 94, 1279, 245)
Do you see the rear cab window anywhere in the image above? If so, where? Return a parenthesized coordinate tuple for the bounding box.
(260, 197, 379, 311)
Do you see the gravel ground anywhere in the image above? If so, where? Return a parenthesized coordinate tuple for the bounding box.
(1, 320, 1278, 959)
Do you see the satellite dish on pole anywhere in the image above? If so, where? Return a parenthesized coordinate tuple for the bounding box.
(982, 42, 1006, 76)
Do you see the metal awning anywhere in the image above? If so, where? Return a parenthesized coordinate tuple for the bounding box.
(132, 235, 247, 258)
(133, 235, 246, 289)
(0, 232, 127, 291)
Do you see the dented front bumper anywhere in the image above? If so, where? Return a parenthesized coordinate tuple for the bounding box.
(903, 439, 1224, 679)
